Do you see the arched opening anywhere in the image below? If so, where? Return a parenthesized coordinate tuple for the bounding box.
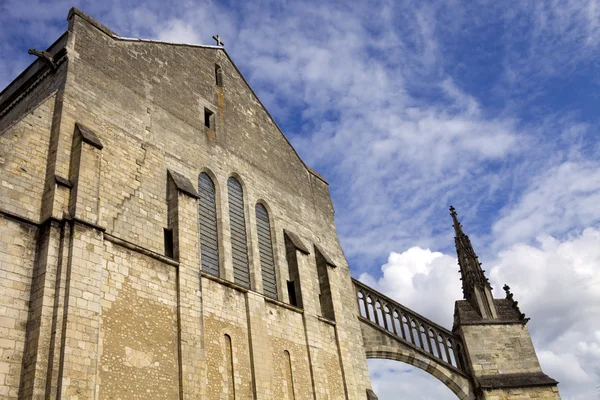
(368, 359, 462, 400)
(365, 346, 474, 400)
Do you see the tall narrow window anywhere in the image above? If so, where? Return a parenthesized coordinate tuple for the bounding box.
(204, 108, 214, 129)
(228, 177, 250, 288)
(287, 281, 297, 307)
(215, 64, 224, 87)
(198, 173, 219, 276)
(256, 204, 277, 299)
(164, 228, 174, 258)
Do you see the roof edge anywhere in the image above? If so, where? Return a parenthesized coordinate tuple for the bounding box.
(114, 37, 223, 50)
(68, 7, 115, 37)
(219, 49, 328, 185)
(66, 7, 328, 185)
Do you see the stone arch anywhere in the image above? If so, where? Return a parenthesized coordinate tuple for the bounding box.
(362, 327, 475, 400)
(197, 167, 221, 196)
(227, 171, 248, 194)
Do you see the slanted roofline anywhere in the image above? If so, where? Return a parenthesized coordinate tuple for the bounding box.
(0, 32, 68, 116)
(66, 7, 328, 185)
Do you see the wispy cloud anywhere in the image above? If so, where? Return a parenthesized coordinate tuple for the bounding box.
(1, 1, 599, 399)
(493, 161, 600, 247)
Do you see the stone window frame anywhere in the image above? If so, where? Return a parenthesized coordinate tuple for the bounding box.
(198, 170, 221, 278)
(255, 201, 278, 300)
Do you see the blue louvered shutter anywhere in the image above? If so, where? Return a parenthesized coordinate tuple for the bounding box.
(256, 204, 277, 299)
(198, 173, 219, 276)
(227, 177, 250, 288)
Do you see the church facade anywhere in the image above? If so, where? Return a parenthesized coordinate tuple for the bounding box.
(0, 8, 560, 400)
(0, 8, 371, 399)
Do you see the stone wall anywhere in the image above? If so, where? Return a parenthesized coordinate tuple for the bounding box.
(461, 324, 541, 376)
(0, 216, 37, 399)
(61, 8, 371, 399)
(202, 278, 254, 399)
(458, 323, 560, 399)
(0, 7, 372, 399)
(98, 241, 179, 399)
(0, 63, 65, 223)
(483, 386, 561, 400)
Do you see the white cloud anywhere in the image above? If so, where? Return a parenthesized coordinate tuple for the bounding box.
(359, 247, 461, 328)
(493, 161, 600, 247)
(364, 228, 600, 399)
(156, 19, 203, 45)
(490, 229, 600, 397)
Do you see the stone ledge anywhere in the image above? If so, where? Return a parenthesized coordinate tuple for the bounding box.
(284, 229, 310, 254)
(454, 299, 527, 328)
(478, 372, 558, 390)
(69, 216, 106, 232)
(317, 315, 336, 326)
(55, 175, 72, 188)
(0, 208, 39, 227)
(76, 123, 103, 150)
(315, 244, 336, 268)
(264, 296, 304, 314)
(104, 232, 179, 267)
(201, 271, 249, 293)
(168, 169, 200, 199)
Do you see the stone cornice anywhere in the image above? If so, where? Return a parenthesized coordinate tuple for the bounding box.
(477, 372, 558, 390)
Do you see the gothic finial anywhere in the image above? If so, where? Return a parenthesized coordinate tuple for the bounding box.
(450, 206, 489, 290)
(28, 49, 56, 71)
(450, 206, 495, 319)
(503, 283, 530, 324)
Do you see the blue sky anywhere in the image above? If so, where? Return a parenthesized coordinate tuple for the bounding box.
(2, 1, 600, 399)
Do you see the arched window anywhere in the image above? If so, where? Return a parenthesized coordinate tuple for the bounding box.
(198, 173, 219, 276)
(256, 203, 277, 299)
(227, 177, 250, 288)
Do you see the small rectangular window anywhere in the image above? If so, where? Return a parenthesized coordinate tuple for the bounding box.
(215, 64, 223, 87)
(287, 280, 298, 307)
(204, 108, 214, 129)
(164, 228, 174, 258)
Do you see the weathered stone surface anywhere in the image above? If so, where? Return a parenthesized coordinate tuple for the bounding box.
(0, 7, 372, 400)
(75, 123, 103, 150)
(478, 372, 558, 389)
(0, 7, 560, 400)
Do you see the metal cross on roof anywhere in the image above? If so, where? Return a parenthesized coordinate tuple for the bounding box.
(212, 35, 224, 47)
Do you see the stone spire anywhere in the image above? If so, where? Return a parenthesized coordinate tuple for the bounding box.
(450, 206, 497, 319)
